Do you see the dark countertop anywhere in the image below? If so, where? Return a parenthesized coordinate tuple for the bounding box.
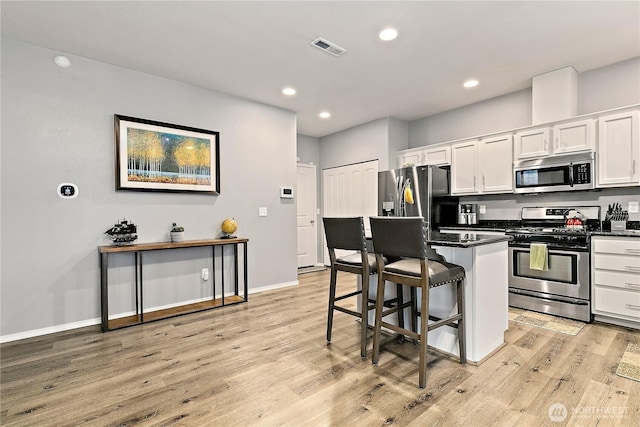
(439, 226, 507, 233)
(590, 230, 640, 238)
(438, 220, 521, 232)
(427, 231, 512, 248)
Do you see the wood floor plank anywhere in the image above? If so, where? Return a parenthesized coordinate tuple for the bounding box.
(1, 270, 639, 426)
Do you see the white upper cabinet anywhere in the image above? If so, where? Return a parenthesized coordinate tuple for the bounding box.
(423, 145, 451, 165)
(597, 110, 640, 187)
(451, 140, 479, 195)
(478, 134, 513, 193)
(452, 135, 513, 195)
(552, 119, 595, 154)
(397, 150, 422, 167)
(514, 118, 595, 160)
(514, 127, 550, 159)
(397, 144, 451, 167)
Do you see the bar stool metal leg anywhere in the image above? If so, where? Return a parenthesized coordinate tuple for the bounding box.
(360, 273, 369, 359)
(457, 279, 466, 364)
(327, 266, 338, 344)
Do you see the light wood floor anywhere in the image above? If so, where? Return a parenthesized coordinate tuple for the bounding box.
(1, 270, 639, 426)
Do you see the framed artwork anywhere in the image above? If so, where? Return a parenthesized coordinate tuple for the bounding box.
(114, 114, 220, 194)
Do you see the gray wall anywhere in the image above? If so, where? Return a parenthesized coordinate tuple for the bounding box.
(296, 134, 320, 166)
(388, 118, 409, 167)
(320, 117, 399, 171)
(409, 57, 640, 148)
(1, 38, 298, 340)
(408, 89, 532, 148)
(461, 188, 640, 223)
(578, 57, 640, 115)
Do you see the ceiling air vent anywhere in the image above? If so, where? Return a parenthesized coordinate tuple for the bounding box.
(311, 37, 346, 57)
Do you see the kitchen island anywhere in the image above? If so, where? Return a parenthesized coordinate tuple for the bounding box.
(365, 231, 511, 364)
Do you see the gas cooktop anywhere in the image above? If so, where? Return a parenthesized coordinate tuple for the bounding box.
(508, 206, 601, 235)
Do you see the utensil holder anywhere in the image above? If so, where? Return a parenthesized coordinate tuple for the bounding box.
(610, 220, 627, 231)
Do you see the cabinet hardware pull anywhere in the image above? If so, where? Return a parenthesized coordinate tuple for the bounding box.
(625, 283, 640, 288)
(624, 249, 640, 254)
(625, 266, 640, 271)
(544, 140, 548, 151)
(626, 304, 640, 311)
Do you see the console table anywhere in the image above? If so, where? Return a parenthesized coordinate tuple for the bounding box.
(99, 238, 248, 331)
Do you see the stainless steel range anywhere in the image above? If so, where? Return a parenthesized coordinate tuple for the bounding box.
(506, 206, 600, 322)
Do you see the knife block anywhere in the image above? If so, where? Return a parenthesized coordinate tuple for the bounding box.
(610, 220, 627, 231)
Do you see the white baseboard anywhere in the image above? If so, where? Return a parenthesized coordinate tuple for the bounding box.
(0, 280, 301, 343)
(0, 318, 101, 344)
(248, 280, 299, 294)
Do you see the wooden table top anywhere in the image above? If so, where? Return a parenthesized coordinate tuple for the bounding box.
(99, 238, 249, 253)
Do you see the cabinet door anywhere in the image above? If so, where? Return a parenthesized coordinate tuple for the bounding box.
(322, 160, 378, 263)
(451, 140, 478, 194)
(424, 145, 451, 165)
(597, 111, 640, 187)
(479, 134, 513, 193)
(397, 151, 422, 168)
(514, 127, 550, 159)
(553, 119, 594, 154)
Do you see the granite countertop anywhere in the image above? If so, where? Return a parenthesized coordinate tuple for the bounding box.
(438, 220, 521, 232)
(427, 231, 512, 248)
(589, 230, 640, 238)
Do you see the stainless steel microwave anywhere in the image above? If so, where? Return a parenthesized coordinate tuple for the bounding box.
(513, 152, 595, 194)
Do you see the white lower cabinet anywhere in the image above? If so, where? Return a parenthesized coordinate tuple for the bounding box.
(591, 236, 640, 328)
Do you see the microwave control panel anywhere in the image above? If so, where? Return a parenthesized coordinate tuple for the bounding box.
(573, 163, 591, 184)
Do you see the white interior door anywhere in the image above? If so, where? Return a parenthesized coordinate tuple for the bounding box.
(297, 164, 318, 268)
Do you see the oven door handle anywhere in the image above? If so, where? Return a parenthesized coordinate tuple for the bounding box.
(508, 243, 588, 253)
(508, 288, 589, 305)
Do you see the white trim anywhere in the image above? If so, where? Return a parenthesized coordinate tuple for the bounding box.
(0, 318, 100, 344)
(248, 280, 299, 294)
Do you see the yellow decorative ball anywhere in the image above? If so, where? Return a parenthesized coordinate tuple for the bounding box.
(221, 218, 238, 237)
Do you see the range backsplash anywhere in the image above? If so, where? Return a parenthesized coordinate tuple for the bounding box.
(459, 187, 640, 222)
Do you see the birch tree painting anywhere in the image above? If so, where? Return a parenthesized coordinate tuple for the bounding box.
(116, 115, 219, 193)
(126, 129, 211, 185)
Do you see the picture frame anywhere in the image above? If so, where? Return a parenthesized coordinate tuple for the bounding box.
(114, 114, 220, 194)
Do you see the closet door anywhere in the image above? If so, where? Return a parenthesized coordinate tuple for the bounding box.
(322, 160, 378, 264)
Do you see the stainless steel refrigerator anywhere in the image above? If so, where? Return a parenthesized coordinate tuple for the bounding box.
(377, 165, 458, 230)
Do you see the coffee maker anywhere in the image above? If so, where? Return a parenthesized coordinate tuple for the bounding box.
(457, 204, 478, 225)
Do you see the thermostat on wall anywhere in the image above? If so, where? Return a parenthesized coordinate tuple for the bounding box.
(57, 183, 78, 199)
(280, 186, 294, 199)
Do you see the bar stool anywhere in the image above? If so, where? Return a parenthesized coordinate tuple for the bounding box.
(323, 217, 401, 359)
(369, 216, 466, 388)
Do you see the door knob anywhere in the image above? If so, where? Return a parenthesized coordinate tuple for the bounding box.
(310, 220, 315, 224)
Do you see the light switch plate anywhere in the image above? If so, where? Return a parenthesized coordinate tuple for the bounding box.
(629, 201, 639, 213)
(479, 205, 486, 214)
(259, 207, 268, 217)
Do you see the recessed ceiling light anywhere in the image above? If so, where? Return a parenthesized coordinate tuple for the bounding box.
(53, 55, 71, 68)
(282, 87, 296, 96)
(319, 111, 331, 119)
(379, 28, 398, 41)
(464, 79, 479, 88)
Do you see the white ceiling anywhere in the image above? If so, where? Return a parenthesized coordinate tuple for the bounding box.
(2, 1, 639, 137)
